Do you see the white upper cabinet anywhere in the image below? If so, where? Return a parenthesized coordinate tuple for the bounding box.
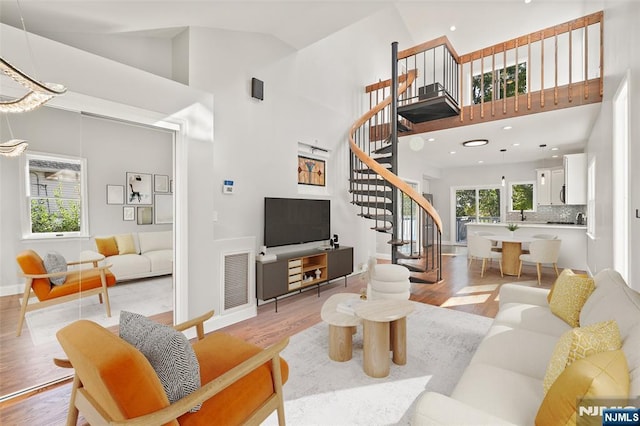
(564, 153, 587, 205)
(537, 167, 564, 205)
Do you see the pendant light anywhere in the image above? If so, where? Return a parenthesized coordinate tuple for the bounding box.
(500, 148, 507, 186)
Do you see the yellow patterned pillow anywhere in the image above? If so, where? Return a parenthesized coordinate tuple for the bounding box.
(548, 269, 595, 326)
(543, 320, 622, 394)
(114, 234, 137, 255)
(536, 350, 630, 426)
(547, 269, 588, 303)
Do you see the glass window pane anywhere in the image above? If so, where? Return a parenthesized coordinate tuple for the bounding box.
(479, 188, 501, 222)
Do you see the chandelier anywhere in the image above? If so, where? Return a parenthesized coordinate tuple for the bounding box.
(0, 56, 66, 113)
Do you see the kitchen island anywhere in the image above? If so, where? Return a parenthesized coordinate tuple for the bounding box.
(465, 222, 587, 271)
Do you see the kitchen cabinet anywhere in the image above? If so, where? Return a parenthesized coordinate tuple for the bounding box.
(537, 167, 564, 205)
(564, 153, 587, 205)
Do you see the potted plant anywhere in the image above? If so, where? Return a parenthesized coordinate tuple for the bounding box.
(506, 223, 519, 238)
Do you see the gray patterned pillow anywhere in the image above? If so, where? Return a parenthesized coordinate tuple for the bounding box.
(43, 251, 67, 285)
(119, 311, 201, 412)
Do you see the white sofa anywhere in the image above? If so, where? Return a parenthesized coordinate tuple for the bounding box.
(83, 231, 173, 281)
(413, 269, 640, 425)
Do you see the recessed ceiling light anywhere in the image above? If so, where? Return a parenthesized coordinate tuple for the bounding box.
(502, 125, 512, 130)
(450, 25, 456, 31)
(450, 151, 456, 154)
(409, 136, 425, 151)
(552, 154, 559, 158)
(462, 139, 489, 147)
(478, 160, 484, 164)
(524, 0, 532, 4)
(427, 137, 435, 142)
(512, 143, 520, 146)
(551, 147, 559, 151)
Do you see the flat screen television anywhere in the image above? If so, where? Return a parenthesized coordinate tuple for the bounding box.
(264, 197, 330, 247)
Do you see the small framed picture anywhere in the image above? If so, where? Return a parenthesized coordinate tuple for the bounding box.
(126, 172, 152, 205)
(137, 206, 153, 225)
(155, 194, 173, 224)
(154, 174, 169, 193)
(106, 185, 124, 205)
(123, 206, 135, 221)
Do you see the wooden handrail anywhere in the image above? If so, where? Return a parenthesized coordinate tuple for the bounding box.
(398, 35, 460, 62)
(349, 69, 443, 233)
(458, 11, 603, 63)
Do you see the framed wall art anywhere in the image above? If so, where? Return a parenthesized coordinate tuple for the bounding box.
(154, 193, 173, 224)
(126, 172, 152, 205)
(154, 174, 169, 193)
(297, 155, 326, 187)
(137, 206, 153, 225)
(106, 185, 124, 205)
(123, 206, 135, 221)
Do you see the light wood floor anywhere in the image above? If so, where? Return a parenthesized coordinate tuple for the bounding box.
(0, 250, 562, 425)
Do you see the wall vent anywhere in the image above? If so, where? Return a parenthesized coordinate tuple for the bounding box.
(223, 252, 250, 310)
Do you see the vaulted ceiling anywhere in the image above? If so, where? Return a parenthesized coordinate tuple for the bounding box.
(0, 0, 606, 168)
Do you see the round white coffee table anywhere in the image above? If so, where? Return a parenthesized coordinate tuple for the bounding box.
(321, 293, 363, 362)
(354, 299, 415, 378)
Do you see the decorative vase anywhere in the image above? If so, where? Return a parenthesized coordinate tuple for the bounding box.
(315, 269, 321, 279)
(509, 231, 515, 238)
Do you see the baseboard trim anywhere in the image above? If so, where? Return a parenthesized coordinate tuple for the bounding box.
(0, 284, 23, 297)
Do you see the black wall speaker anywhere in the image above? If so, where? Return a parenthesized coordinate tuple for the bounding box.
(251, 78, 264, 100)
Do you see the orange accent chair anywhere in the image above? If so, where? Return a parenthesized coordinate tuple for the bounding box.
(15, 249, 116, 337)
(55, 311, 289, 426)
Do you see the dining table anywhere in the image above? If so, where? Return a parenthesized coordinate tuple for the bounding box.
(484, 235, 536, 276)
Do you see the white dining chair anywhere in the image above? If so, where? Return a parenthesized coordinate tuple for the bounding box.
(518, 239, 562, 285)
(522, 233, 558, 253)
(474, 231, 501, 252)
(467, 234, 503, 278)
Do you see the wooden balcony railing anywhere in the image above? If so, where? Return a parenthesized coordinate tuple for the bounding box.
(365, 11, 604, 134)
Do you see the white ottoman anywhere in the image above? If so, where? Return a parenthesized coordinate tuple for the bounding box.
(367, 262, 411, 300)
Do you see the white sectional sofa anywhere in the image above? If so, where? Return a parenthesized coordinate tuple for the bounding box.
(83, 231, 173, 281)
(412, 269, 640, 425)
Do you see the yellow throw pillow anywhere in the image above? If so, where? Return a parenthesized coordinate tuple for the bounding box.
(95, 237, 119, 257)
(543, 320, 622, 394)
(548, 269, 595, 326)
(547, 269, 588, 303)
(115, 234, 137, 255)
(536, 350, 630, 426)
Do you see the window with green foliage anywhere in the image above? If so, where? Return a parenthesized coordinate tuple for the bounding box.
(472, 62, 527, 104)
(454, 187, 501, 243)
(510, 182, 535, 212)
(25, 153, 88, 237)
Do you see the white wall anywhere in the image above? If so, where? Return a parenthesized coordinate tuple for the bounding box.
(182, 6, 415, 292)
(586, 0, 640, 289)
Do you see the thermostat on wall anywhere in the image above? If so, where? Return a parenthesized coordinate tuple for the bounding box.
(223, 180, 234, 194)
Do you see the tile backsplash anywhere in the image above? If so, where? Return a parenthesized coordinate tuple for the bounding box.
(506, 205, 586, 224)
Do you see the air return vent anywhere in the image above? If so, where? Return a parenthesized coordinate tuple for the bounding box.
(223, 252, 250, 310)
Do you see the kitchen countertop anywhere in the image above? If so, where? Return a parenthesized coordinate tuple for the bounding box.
(465, 222, 587, 230)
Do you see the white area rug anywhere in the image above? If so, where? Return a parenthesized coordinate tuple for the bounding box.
(263, 301, 493, 426)
(24, 276, 172, 346)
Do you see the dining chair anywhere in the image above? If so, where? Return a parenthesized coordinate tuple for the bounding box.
(467, 234, 503, 278)
(521, 233, 558, 253)
(518, 239, 562, 285)
(474, 231, 501, 251)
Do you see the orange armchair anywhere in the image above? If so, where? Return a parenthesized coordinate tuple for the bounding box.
(15, 249, 116, 337)
(55, 311, 289, 425)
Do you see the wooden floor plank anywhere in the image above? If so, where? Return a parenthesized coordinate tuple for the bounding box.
(0, 250, 562, 425)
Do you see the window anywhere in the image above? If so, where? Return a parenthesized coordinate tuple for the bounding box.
(509, 182, 535, 212)
(472, 62, 527, 104)
(454, 186, 501, 243)
(23, 152, 88, 238)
